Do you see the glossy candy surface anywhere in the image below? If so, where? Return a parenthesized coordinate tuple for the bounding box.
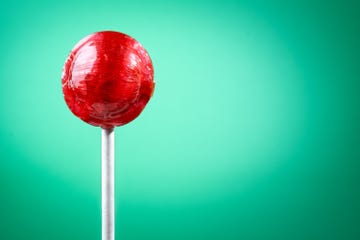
(62, 31, 154, 128)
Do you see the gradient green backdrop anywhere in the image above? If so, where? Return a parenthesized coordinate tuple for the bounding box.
(0, 0, 359, 239)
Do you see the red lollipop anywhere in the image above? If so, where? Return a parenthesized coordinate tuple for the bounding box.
(62, 31, 155, 240)
(62, 31, 155, 128)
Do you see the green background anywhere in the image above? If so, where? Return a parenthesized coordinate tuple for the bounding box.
(0, 0, 359, 239)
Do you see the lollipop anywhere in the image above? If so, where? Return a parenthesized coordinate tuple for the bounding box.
(62, 31, 155, 240)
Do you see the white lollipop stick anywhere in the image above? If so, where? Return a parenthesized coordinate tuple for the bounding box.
(102, 128, 115, 240)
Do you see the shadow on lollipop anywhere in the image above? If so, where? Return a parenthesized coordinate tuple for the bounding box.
(61, 31, 155, 240)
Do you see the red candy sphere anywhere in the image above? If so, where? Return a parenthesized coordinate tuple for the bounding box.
(62, 31, 155, 128)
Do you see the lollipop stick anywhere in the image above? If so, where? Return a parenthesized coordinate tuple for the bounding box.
(102, 128, 115, 240)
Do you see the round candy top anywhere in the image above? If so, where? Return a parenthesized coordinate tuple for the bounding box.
(62, 31, 155, 128)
